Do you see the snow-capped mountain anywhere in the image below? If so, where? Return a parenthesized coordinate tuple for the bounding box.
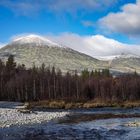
(11, 34, 60, 47)
(117, 53, 140, 59)
(96, 53, 140, 61)
(108, 53, 140, 73)
(0, 34, 140, 74)
(0, 34, 105, 72)
(95, 55, 122, 61)
(95, 53, 140, 73)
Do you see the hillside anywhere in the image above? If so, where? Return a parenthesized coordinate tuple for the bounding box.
(0, 35, 107, 73)
(108, 54, 140, 73)
(0, 34, 140, 74)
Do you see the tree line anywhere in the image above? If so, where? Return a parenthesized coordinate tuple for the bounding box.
(0, 55, 140, 102)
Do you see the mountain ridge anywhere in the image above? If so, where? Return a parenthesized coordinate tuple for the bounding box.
(11, 34, 61, 47)
(0, 34, 107, 73)
(0, 34, 140, 74)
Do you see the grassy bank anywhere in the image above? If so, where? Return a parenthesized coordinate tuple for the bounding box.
(26, 100, 140, 109)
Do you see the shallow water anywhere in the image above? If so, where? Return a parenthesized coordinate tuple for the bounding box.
(0, 108, 140, 140)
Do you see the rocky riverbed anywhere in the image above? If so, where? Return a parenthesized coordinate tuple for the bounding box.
(0, 102, 140, 140)
(0, 102, 69, 128)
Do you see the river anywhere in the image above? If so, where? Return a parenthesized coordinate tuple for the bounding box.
(0, 108, 140, 140)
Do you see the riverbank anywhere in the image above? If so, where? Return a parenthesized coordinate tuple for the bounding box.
(0, 105, 140, 140)
(27, 100, 140, 109)
(0, 101, 140, 128)
(0, 102, 69, 128)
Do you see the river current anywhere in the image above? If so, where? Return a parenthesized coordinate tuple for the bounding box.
(0, 108, 140, 140)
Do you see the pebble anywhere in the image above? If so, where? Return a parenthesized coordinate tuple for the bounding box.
(0, 102, 69, 128)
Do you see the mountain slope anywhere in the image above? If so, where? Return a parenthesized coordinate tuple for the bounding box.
(109, 54, 140, 73)
(0, 35, 107, 72)
(94, 53, 140, 73)
(0, 34, 140, 74)
(11, 34, 60, 47)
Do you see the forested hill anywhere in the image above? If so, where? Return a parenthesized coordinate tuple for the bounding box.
(0, 55, 140, 103)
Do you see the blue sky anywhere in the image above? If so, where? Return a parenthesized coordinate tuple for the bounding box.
(0, 0, 140, 57)
(0, 0, 137, 42)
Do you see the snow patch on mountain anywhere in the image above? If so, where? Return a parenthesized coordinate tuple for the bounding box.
(96, 54, 140, 60)
(11, 34, 61, 47)
(95, 55, 121, 60)
(119, 54, 140, 59)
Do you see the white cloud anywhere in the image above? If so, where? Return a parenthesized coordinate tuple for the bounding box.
(8, 33, 140, 57)
(99, 0, 140, 36)
(48, 33, 140, 57)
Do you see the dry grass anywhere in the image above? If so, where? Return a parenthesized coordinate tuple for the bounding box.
(48, 101, 65, 109)
(122, 101, 140, 108)
(26, 100, 140, 109)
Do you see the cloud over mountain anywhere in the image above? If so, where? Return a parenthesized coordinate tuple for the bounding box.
(48, 33, 140, 57)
